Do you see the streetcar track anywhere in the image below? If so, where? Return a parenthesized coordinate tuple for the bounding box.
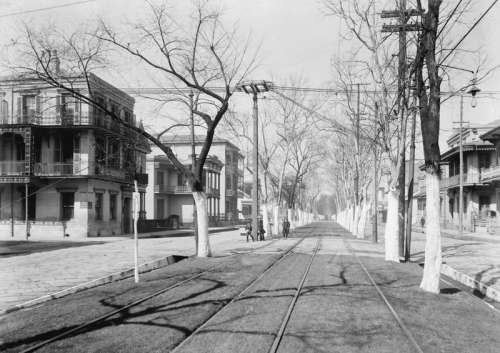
(17, 237, 296, 353)
(343, 239, 425, 353)
(170, 237, 307, 353)
(269, 237, 322, 353)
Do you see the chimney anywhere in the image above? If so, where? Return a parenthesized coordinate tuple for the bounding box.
(50, 50, 60, 75)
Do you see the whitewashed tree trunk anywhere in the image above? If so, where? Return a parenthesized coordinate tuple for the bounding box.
(262, 203, 270, 239)
(273, 205, 279, 235)
(384, 189, 400, 262)
(354, 204, 362, 238)
(420, 172, 442, 293)
(288, 208, 294, 229)
(193, 191, 211, 257)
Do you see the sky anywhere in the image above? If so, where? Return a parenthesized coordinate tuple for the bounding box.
(0, 0, 500, 152)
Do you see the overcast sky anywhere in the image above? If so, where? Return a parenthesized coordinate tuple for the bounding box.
(1, 0, 500, 151)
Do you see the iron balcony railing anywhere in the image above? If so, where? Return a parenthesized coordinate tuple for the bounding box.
(95, 164, 126, 179)
(34, 163, 75, 176)
(440, 172, 481, 189)
(0, 161, 26, 175)
(480, 165, 500, 182)
(155, 185, 192, 194)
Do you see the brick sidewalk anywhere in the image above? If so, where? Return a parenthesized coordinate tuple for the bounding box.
(372, 224, 500, 302)
(0, 229, 260, 313)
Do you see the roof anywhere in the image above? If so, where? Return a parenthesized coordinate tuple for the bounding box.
(447, 119, 500, 146)
(161, 134, 242, 153)
(481, 124, 500, 141)
(440, 142, 495, 161)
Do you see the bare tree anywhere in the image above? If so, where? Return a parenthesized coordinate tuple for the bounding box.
(10, 1, 257, 257)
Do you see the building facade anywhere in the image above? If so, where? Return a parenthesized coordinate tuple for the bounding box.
(0, 73, 149, 239)
(145, 154, 222, 226)
(146, 135, 243, 225)
(413, 121, 500, 232)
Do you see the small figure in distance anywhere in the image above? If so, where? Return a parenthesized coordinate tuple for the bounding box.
(245, 221, 254, 242)
(258, 219, 266, 241)
(282, 217, 290, 239)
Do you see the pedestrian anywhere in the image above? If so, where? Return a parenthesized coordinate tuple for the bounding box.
(282, 217, 290, 239)
(258, 219, 266, 241)
(245, 221, 254, 242)
(420, 216, 425, 230)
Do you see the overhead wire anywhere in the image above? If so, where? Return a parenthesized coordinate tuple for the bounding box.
(440, 0, 499, 65)
(0, 0, 96, 18)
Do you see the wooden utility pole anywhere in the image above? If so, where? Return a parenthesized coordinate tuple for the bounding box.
(382, 1, 421, 261)
(405, 88, 418, 262)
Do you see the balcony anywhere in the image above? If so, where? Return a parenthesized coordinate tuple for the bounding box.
(95, 165, 126, 179)
(34, 163, 75, 176)
(205, 187, 220, 197)
(0, 161, 25, 175)
(480, 165, 500, 182)
(155, 185, 191, 194)
(135, 173, 148, 186)
(440, 172, 481, 189)
(1, 113, 124, 133)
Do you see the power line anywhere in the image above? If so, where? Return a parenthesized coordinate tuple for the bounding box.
(437, 0, 464, 39)
(440, 0, 499, 65)
(0, 0, 96, 19)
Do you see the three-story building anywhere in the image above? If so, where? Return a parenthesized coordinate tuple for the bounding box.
(0, 71, 149, 239)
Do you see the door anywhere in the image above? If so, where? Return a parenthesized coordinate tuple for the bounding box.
(479, 196, 490, 220)
(123, 197, 131, 234)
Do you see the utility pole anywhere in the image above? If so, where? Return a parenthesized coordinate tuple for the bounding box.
(372, 146, 378, 243)
(237, 81, 272, 241)
(382, 0, 421, 261)
(459, 94, 464, 237)
(355, 83, 360, 209)
(189, 90, 198, 251)
(252, 91, 259, 240)
(405, 86, 418, 262)
(372, 103, 379, 243)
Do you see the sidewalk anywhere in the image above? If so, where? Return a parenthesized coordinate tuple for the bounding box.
(0, 227, 251, 314)
(373, 224, 500, 302)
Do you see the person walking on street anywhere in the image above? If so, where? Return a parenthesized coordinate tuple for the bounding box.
(282, 217, 290, 239)
(258, 219, 266, 241)
(245, 221, 254, 242)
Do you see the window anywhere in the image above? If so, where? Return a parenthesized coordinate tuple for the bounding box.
(177, 173, 184, 186)
(1, 99, 8, 123)
(62, 94, 78, 119)
(110, 194, 117, 220)
(23, 95, 36, 118)
(156, 171, 164, 186)
(156, 198, 164, 218)
(226, 174, 231, 190)
(95, 193, 103, 220)
(95, 96, 105, 125)
(61, 192, 75, 220)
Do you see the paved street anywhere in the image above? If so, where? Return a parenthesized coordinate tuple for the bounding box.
(0, 229, 249, 312)
(2, 222, 500, 353)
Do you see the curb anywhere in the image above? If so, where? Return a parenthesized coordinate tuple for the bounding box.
(441, 263, 500, 302)
(0, 254, 186, 316)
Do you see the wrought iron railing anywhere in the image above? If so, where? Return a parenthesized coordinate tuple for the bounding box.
(0, 161, 25, 175)
(34, 163, 74, 176)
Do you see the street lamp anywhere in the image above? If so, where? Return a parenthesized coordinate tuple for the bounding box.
(458, 76, 481, 237)
(236, 81, 272, 240)
(467, 77, 481, 108)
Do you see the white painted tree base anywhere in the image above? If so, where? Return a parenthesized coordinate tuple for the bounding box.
(193, 191, 211, 257)
(384, 190, 400, 262)
(420, 172, 442, 293)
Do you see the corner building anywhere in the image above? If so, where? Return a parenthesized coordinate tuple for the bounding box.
(0, 73, 149, 239)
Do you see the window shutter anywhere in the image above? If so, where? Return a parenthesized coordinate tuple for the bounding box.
(17, 96, 22, 121)
(55, 95, 61, 123)
(35, 95, 41, 118)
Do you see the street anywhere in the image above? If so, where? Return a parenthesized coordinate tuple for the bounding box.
(1, 222, 499, 353)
